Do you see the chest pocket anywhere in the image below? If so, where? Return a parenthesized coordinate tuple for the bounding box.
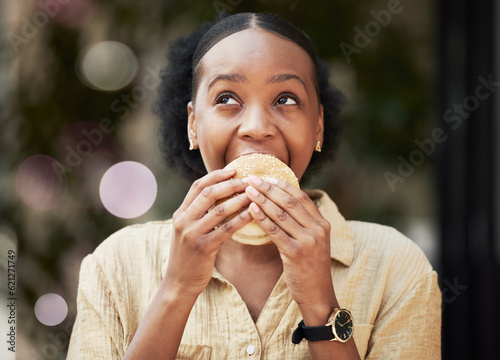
(353, 324, 374, 359)
(176, 344, 212, 360)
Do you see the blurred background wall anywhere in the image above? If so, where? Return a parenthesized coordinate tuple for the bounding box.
(0, 0, 497, 359)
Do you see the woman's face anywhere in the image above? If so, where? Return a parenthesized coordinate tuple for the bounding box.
(188, 28, 323, 181)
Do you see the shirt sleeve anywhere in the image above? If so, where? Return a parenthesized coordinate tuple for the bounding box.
(67, 254, 126, 359)
(366, 270, 442, 359)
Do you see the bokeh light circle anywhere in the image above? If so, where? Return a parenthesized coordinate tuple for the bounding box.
(34, 293, 68, 326)
(99, 161, 157, 218)
(16, 155, 67, 211)
(77, 41, 138, 91)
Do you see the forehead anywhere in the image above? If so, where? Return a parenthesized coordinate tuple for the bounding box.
(198, 28, 316, 83)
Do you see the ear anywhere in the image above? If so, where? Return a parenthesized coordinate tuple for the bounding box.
(316, 104, 324, 144)
(187, 101, 198, 149)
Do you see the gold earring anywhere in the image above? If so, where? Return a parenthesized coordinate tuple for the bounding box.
(315, 141, 322, 152)
(189, 139, 195, 150)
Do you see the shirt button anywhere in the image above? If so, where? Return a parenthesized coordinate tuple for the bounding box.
(246, 345, 255, 355)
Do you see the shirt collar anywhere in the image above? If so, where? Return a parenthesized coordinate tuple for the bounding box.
(305, 190, 354, 267)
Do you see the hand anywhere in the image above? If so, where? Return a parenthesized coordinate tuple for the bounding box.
(162, 168, 252, 301)
(244, 176, 336, 315)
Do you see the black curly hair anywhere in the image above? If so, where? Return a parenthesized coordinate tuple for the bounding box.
(155, 12, 344, 184)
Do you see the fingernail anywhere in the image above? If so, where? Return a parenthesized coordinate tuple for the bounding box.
(241, 178, 249, 183)
(248, 175, 262, 186)
(250, 202, 260, 213)
(247, 186, 259, 196)
(265, 177, 279, 185)
(224, 167, 236, 172)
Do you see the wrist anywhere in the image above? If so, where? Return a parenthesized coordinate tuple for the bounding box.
(299, 299, 339, 326)
(160, 278, 201, 307)
(295, 272, 338, 325)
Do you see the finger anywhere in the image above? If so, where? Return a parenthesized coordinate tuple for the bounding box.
(248, 200, 331, 278)
(247, 202, 293, 247)
(246, 176, 317, 230)
(212, 208, 253, 240)
(246, 185, 305, 241)
(184, 176, 247, 220)
(264, 177, 323, 218)
(201, 192, 252, 233)
(178, 168, 237, 212)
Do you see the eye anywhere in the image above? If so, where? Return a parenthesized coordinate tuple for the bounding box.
(275, 93, 299, 106)
(215, 92, 240, 105)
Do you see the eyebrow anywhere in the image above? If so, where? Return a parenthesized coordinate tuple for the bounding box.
(267, 73, 307, 91)
(208, 73, 247, 90)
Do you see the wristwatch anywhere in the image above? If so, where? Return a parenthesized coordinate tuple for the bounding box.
(292, 308, 354, 344)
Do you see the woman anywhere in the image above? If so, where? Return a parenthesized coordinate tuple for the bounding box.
(68, 13, 441, 359)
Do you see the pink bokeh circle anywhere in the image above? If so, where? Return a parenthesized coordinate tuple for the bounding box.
(16, 155, 67, 211)
(34, 293, 68, 326)
(99, 161, 157, 219)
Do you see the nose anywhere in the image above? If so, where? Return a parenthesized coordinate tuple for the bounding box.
(237, 105, 277, 141)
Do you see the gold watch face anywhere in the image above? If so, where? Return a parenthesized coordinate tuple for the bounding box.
(333, 309, 354, 342)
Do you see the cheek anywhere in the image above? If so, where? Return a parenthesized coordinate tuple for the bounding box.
(196, 118, 235, 170)
(288, 122, 318, 176)
(290, 120, 317, 147)
(289, 139, 315, 176)
(198, 119, 233, 146)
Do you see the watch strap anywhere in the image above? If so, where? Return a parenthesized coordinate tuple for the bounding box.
(291, 320, 334, 344)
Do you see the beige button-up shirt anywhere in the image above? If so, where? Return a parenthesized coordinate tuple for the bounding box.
(67, 190, 441, 359)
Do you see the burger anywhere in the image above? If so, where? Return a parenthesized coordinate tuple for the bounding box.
(222, 153, 299, 245)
